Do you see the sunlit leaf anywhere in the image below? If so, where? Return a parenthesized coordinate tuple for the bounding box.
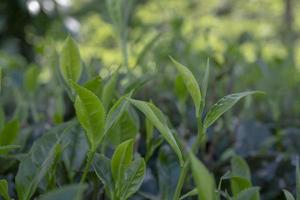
(170, 57, 201, 117)
(71, 81, 106, 150)
(204, 91, 263, 129)
(111, 139, 134, 183)
(59, 36, 82, 83)
(120, 156, 146, 199)
(129, 99, 183, 165)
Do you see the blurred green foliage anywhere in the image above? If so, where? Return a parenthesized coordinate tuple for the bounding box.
(0, 0, 300, 199)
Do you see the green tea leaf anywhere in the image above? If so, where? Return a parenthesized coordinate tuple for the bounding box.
(71, 81, 106, 150)
(38, 184, 87, 200)
(189, 152, 216, 200)
(93, 154, 114, 197)
(230, 155, 258, 199)
(0, 119, 20, 154)
(170, 57, 201, 117)
(83, 76, 103, 99)
(180, 188, 198, 200)
(204, 91, 263, 129)
(283, 190, 295, 200)
(174, 75, 188, 103)
(111, 139, 134, 183)
(15, 122, 75, 200)
(105, 93, 131, 134)
(16, 143, 62, 200)
(107, 109, 139, 145)
(0, 179, 11, 200)
(102, 72, 118, 109)
(129, 99, 183, 165)
(59, 36, 82, 83)
(120, 157, 146, 199)
(235, 187, 260, 200)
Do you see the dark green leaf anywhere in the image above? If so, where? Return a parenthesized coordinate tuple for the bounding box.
(204, 91, 263, 129)
(38, 184, 87, 200)
(93, 154, 114, 197)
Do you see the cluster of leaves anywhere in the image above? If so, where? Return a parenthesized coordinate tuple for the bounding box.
(1, 33, 276, 200)
(1, 0, 300, 200)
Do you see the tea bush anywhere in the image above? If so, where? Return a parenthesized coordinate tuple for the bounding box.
(0, 0, 300, 200)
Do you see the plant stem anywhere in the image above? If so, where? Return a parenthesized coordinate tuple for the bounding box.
(173, 118, 206, 200)
(80, 150, 96, 183)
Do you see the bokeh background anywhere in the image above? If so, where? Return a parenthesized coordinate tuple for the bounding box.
(1, 0, 300, 199)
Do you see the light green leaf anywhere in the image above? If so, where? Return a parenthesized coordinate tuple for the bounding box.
(170, 57, 201, 117)
(111, 139, 134, 183)
(83, 76, 103, 99)
(204, 91, 263, 129)
(235, 187, 260, 200)
(0, 179, 11, 200)
(283, 190, 295, 200)
(59, 36, 82, 83)
(0, 119, 20, 154)
(102, 72, 118, 109)
(24, 65, 39, 92)
(38, 184, 87, 200)
(129, 99, 183, 166)
(71, 81, 106, 150)
(16, 143, 62, 200)
(180, 188, 198, 200)
(189, 152, 216, 200)
(120, 157, 146, 199)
